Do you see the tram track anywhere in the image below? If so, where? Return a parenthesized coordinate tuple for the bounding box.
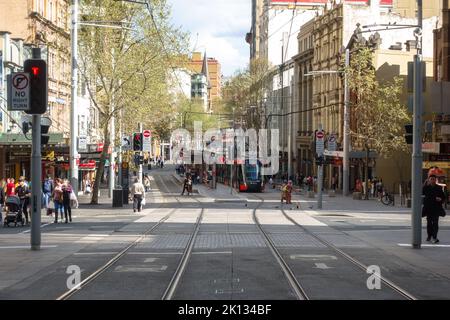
(57, 173, 203, 300)
(250, 193, 417, 300)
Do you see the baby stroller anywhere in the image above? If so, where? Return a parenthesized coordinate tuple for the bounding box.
(3, 195, 25, 227)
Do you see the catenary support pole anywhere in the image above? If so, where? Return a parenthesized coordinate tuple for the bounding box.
(70, 0, 79, 195)
(318, 124, 323, 210)
(343, 48, 350, 197)
(412, 0, 423, 249)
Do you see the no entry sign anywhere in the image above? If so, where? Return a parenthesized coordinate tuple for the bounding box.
(315, 130, 325, 156)
(143, 130, 151, 152)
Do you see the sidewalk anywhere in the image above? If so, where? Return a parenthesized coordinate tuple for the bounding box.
(0, 188, 163, 293)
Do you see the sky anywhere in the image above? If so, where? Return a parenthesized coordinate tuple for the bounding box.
(166, 0, 251, 77)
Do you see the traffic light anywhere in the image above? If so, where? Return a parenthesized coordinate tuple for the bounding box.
(133, 133, 143, 151)
(41, 123, 50, 145)
(404, 124, 413, 145)
(24, 59, 47, 114)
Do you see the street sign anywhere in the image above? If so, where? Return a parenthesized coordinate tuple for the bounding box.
(315, 130, 325, 156)
(122, 135, 131, 151)
(78, 136, 87, 151)
(143, 129, 151, 152)
(7, 72, 30, 111)
(327, 133, 337, 152)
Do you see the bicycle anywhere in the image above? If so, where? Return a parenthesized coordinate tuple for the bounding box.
(381, 191, 394, 205)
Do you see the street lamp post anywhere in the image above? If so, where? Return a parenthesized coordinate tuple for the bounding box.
(305, 61, 350, 196)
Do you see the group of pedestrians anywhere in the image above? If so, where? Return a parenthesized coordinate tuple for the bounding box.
(42, 176, 77, 224)
(0, 175, 77, 225)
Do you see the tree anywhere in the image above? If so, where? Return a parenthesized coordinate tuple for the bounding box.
(222, 57, 271, 130)
(346, 46, 411, 199)
(78, 0, 188, 204)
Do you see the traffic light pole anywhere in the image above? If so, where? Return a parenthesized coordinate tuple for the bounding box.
(412, 0, 423, 249)
(30, 48, 42, 250)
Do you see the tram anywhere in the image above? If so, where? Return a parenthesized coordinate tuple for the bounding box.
(216, 159, 263, 193)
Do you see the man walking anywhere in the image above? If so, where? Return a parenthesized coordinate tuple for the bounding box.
(130, 178, 145, 213)
(422, 174, 446, 243)
(181, 174, 192, 196)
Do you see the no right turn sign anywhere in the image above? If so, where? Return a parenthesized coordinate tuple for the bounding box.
(7, 72, 30, 111)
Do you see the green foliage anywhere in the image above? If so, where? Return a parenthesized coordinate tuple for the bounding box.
(345, 46, 411, 157)
(78, 0, 189, 203)
(222, 57, 271, 129)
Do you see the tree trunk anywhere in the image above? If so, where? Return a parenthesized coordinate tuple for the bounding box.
(91, 124, 110, 204)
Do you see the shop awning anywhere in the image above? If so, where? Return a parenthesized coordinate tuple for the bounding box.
(0, 133, 64, 145)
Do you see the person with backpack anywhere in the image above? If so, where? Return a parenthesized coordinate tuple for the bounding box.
(42, 175, 54, 214)
(16, 177, 31, 224)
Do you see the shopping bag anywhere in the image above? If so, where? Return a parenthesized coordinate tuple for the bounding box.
(141, 197, 146, 206)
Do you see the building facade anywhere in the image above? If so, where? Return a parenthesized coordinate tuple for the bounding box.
(290, 0, 438, 191)
(189, 52, 222, 109)
(0, 0, 71, 179)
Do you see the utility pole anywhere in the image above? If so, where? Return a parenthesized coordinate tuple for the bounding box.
(230, 108, 235, 194)
(412, 0, 423, 249)
(343, 48, 350, 196)
(70, 0, 79, 195)
(30, 48, 43, 250)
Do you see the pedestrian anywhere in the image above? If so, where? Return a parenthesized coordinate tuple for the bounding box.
(143, 174, 151, 192)
(52, 179, 64, 223)
(16, 177, 31, 224)
(280, 180, 288, 203)
(181, 174, 192, 196)
(0, 179, 6, 225)
(422, 174, 446, 244)
(42, 175, 54, 214)
(85, 178, 91, 194)
(62, 180, 73, 223)
(285, 180, 293, 204)
(6, 178, 15, 197)
(376, 179, 383, 199)
(130, 178, 145, 213)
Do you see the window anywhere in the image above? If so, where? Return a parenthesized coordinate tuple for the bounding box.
(49, 1, 53, 22)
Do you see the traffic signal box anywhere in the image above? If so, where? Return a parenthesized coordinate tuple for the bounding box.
(404, 124, 413, 145)
(24, 59, 47, 114)
(41, 121, 50, 145)
(133, 133, 143, 151)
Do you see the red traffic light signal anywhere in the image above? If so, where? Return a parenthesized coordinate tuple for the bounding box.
(24, 59, 47, 114)
(133, 133, 143, 151)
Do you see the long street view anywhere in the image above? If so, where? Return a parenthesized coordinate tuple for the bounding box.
(0, 0, 449, 306)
